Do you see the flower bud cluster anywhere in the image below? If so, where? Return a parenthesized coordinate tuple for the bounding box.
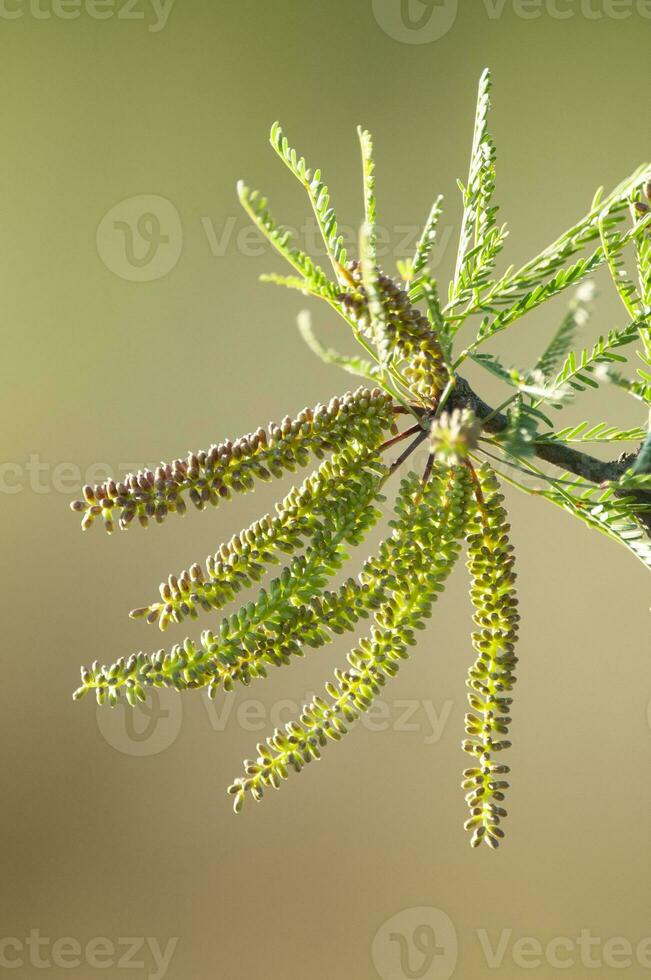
(430, 408, 482, 467)
(73, 456, 387, 705)
(462, 464, 520, 849)
(131, 446, 383, 631)
(70, 387, 394, 533)
(228, 465, 473, 811)
(338, 261, 448, 404)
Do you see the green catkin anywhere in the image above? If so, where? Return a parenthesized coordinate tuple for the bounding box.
(462, 463, 520, 850)
(69, 387, 394, 533)
(72, 455, 388, 704)
(131, 445, 385, 631)
(75, 576, 389, 706)
(227, 466, 473, 812)
(338, 261, 448, 405)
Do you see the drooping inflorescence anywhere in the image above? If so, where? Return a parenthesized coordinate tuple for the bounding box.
(130, 442, 389, 631)
(70, 387, 395, 533)
(69, 69, 650, 851)
(227, 467, 472, 811)
(462, 463, 519, 849)
(339, 260, 449, 405)
(73, 436, 390, 704)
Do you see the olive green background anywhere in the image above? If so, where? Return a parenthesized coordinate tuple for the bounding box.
(2, 2, 651, 978)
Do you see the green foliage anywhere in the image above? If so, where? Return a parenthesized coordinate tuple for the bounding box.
(469, 178, 649, 319)
(401, 194, 443, 287)
(534, 282, 595, 379)
(505, 412, 542, 461)
(606, 368, 651, 405)
(269, 121, 348, 281)
(600, 213, 640, 319)
(69, 70, 651, 850)
(470, 352, 569, 407)
(237, 182, 340, 303)
(540, 421, 648, 444)
(475, 251, 608, 345)
(634, 193, 651, 314)
(297, 310, 382, 384)
(358, 127, 392, 370)
(539, 320, 642, 400)
(538, 476, 651, 573)
(451, 69, 506, 312)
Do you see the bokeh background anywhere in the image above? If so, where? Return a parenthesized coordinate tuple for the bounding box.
(2, 2, 651, 978)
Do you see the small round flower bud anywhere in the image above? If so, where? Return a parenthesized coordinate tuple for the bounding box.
(430, 409, 482, 466)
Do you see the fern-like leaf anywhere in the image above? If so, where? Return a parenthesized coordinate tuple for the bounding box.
(483, 172, 650, 311)
(540, 477, 651, 572)
(403, 194, 444, 285)
(534, 282, 595, 379)
(600, 212, 640, 318)
(539, 320, 642, 401)
(237, 181, 339, 301)
(297, 310, 382, 383)
(357, 127, 392, 368)
(635, 201, 651, 312)
(451, 68, 504, 308)
(540, 421, 647, 444)
(476, 250, 605, 345)
(269, 121, 348, 282)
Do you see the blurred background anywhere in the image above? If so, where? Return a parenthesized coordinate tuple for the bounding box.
(2, 2, 651, 978)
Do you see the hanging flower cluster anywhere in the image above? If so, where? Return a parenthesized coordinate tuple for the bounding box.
(69, 69, 651, 851)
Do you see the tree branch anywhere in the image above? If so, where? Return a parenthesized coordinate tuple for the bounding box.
(445, 374, 651, 537)
(447, 376, 625, 481)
